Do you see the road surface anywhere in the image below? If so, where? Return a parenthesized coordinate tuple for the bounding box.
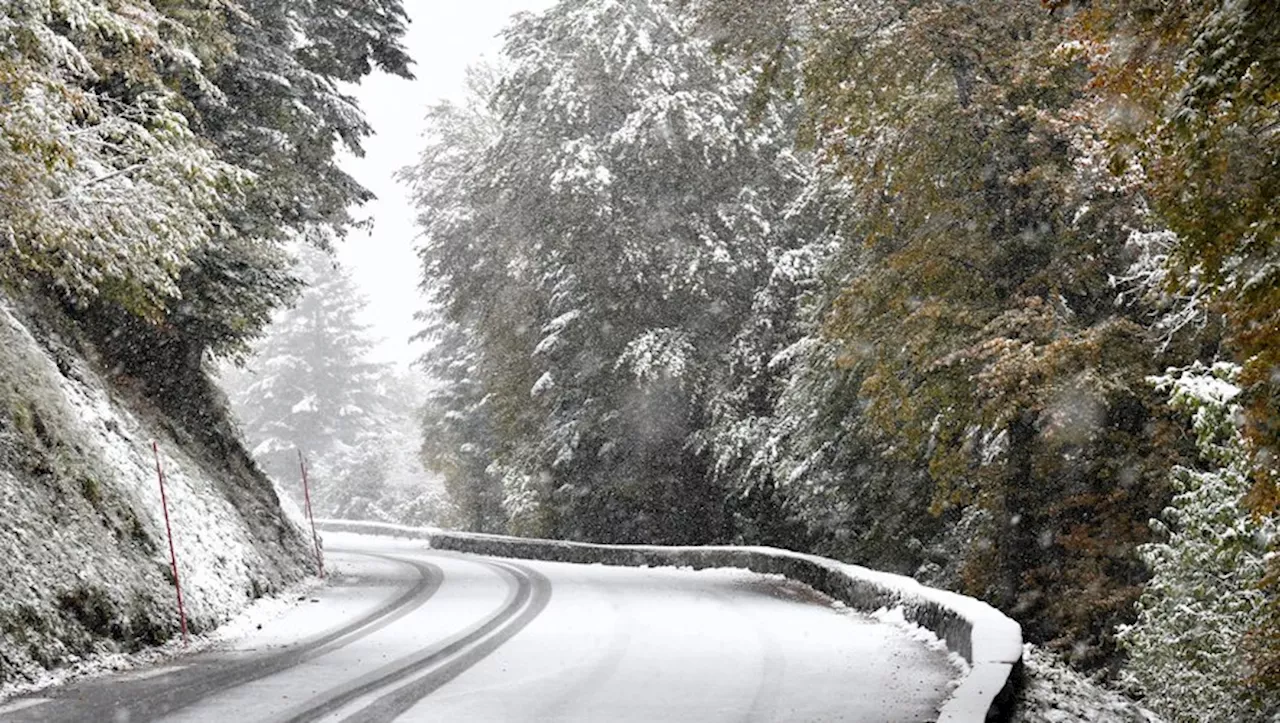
(0, 532, 959, 722)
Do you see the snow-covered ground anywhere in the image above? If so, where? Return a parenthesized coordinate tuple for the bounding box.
(1010, 646, 1165, 723)
(0, 574, 323, 705)
(0, 297, 312, 691)
(3, 531, 965, 722)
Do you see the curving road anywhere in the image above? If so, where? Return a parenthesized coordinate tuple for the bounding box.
(0, 532, 958, 722)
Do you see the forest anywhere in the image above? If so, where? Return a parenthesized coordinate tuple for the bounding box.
(402, 1, 1280, 721)
(1, 0, 1276, 721)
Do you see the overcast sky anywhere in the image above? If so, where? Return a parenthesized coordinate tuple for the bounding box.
(337, 2, 556, 367)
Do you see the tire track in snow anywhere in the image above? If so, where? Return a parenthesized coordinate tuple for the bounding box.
(717, 587, 786, 723)
(4, 551, 442, 723)
(526, 564, 635, 721)
(142, 552, 446, 721)
(274, 556, 551, 723)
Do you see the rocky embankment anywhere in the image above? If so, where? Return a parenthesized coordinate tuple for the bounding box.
(0, 294, 313, 687)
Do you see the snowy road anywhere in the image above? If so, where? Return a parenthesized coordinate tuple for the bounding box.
(1, 532, 959, 722)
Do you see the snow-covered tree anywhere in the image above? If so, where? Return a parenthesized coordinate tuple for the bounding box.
(407, 0, 813, 543)
(688, 0, 1189, 666)
(1118, 363, 1278, 722)
(315, 371, 453, 525)
(0, 0, 412, 495)
(0, 0, 246, 316)
(1, 0, 411, 356)
(403, 63, 511, 534)
(223, 248, 451, 525)
(165, 0, 413, 362)
(226, 248, 388, 498)
(416, 320, 507, 533)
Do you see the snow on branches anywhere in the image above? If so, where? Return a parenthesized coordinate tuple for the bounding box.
(1119, 363, 1278, 722)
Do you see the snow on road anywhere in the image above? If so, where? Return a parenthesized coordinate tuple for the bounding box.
(390, 556, 958, 722)
(2, 532, 960, 722)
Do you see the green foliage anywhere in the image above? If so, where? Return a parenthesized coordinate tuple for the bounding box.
(0, 0, 246, 317)
(1118, 363, 1278, 722)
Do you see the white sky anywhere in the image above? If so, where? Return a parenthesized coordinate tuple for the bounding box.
(337, 2, 556, 367)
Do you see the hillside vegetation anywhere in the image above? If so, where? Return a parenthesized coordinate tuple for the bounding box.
(0, 294, 309, 685)
(0, 0, 410, 685)
(407, 2, 1280, 719)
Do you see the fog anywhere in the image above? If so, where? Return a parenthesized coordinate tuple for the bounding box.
(337, 2, 557, 367)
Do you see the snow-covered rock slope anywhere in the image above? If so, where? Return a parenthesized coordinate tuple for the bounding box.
(0, 296, 313, 687)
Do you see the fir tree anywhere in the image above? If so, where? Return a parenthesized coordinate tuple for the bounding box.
(226, 248, 388, 500)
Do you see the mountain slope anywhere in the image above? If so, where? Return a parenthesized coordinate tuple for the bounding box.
(0, 293, 312, 686)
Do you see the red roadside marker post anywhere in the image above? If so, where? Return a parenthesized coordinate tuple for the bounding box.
(298, 450, 325, 578)
(151, 441, 188, 646)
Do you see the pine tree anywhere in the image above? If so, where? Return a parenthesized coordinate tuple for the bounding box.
(226, 248, 388, 502)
